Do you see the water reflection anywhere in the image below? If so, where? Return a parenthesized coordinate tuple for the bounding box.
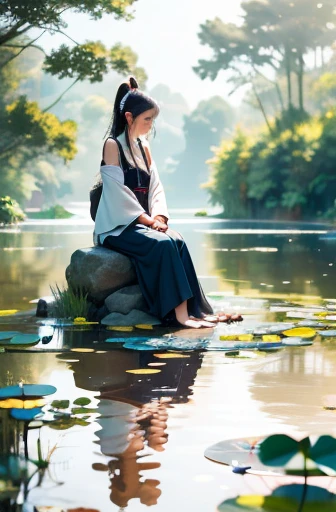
(206, 231, 336, 299)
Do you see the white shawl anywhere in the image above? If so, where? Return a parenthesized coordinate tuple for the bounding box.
(94, 156, 169, 245)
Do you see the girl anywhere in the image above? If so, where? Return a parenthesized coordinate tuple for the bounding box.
(93, 77, 241, 328)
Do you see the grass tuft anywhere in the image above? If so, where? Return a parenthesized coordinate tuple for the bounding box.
(50, 284, 89, 319)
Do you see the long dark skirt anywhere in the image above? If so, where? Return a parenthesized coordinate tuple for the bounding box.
(102, 223, 213, 320)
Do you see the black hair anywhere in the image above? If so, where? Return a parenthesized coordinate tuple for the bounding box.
(103, 76, 159, 170)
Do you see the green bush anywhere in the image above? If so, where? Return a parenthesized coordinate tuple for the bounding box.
(206, 110, 336, 220)
(50, 284, 89, 319)
(27, 204, 73, 219)
(0, 196, 25, 224)
(195, 210, 208, 217)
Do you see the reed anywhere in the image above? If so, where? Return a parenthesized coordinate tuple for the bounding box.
(50, 284, 89, 319)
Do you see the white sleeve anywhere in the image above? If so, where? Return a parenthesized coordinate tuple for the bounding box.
(148, 160, 170, 220)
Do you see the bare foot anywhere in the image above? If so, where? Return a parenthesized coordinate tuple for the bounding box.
(190, 316, 216, 328)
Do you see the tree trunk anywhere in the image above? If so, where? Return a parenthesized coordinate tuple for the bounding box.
(297, 52, 304, 112)
(285, 46, 293, 109)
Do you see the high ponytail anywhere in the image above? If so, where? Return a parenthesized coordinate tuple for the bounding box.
(104, 75, 159, 140)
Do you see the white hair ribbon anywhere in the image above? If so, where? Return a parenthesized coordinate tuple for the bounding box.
(120, 91, 131, 112)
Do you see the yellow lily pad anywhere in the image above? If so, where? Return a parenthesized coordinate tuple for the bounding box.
(154, 353, 190, 359)
(135, 324, 154, 330)
(106, 326, 134, 332)
(262, 335, 281, 342)
(237, 496, 265, 507)
(315, 312, 328, 317)
(0, 310, 18, 316)
(126, 369, 161, 374)
(70, 348, 95, 353)
(238, 334, 253, 342)
(219, 335, 239, 341)
(282, 327, 316, 338)
(0, 398, 45, 409)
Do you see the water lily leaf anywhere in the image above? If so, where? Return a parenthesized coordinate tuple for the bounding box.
(125, 369, 161, 374)
(73, 397, 91, 406)
(135, 324, 154, 329)
(0, 310, 18, 316)
(315, 312, 328, 317)
(219, 335, 240, 341)
(262, 335, 281, 342)
(0, 331, 20, 342)
(0, 398, 45, 409)
(70, 348, 95, 353)
(106, 326, 134, 332)
(258, 435, 300, 467)
(153, 353, 190, 359)
(219, 485, 336, 511)
(71, 407, 97, 414)
(9, 334, 40, 345)
(282, 338, 313, 346)
(310, 435, 336, 471)
(48, 417, 89, 430)
(51, 400, 70, 409)
(238, 335, 254, 342)
(282, 327, 316, 338)
(318, 330, 336, 337)
(10, 407, 42, 421)
(0, 384, 56, 398)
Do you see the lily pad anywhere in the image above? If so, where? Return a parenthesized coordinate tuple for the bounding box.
(317, 330, 336, 337)
(51, 400, 70, 409)
(0, 310, 18, 316)
(282, 338, 313, 346)
(218, 485, 336, 511)
(73, 397, 91, 406)
(0, 331, 20, 342)
(0, 384, 56, 399)
(9, 334, 40, 346)
(135, 324, 154, 330)
(10, 407, 42, 421)
(282, 327, 316, 339)
(106, 326, 134, 332)
(262, 335, 281, 342)
(258, 434, 300, 467)
(125, 369, 161, 374)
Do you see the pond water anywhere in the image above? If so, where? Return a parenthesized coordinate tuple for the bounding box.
(1, 208, 336, 511)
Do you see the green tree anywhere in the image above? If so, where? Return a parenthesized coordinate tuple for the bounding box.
(194, 1, 336, 125)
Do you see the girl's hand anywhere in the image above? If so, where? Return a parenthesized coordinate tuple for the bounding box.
(151, 220, 168, 232)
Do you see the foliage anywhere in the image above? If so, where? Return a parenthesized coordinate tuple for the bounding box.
(207, 110, 336, 220)
(50, 283, 89, 320)
(0, 196, 25, 224)
(194, 1, 336, 122)
(195, 210, 208, 216)
(27, 204, 73, 219)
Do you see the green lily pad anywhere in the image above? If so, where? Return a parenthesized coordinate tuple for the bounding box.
(51, 400, 70, 409)
(218, 485, 336, 511)
(258, 434, 300, 467)
(0, 332, 20, 342)
(73, 397, 91, 406)
(71, 407, 97, 414)
(9, 334, 40, 346)
(309, 435, 336, 471)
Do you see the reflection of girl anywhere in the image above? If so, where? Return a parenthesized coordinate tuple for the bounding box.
(93, 77, 240, 328)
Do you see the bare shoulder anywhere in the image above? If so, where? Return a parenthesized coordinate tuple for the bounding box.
(103, 138, 119, 166)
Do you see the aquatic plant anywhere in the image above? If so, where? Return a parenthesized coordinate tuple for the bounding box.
(50, 283, 89, 320)
(0, 196, 25, 225)
(27, 204, 73, 219)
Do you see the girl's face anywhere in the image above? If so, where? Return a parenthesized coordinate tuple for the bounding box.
(129, 108, 157, 136)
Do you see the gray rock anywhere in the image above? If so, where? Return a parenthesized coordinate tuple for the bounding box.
(65, 247, 137, 303)
(105, 285, 148, 314)
(101, 309, 161, 326)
